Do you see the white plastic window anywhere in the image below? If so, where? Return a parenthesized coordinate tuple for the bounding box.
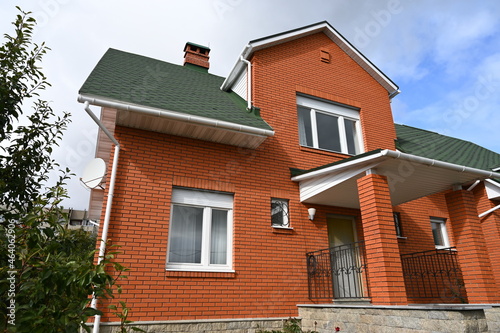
(297, 95, 363, 155)
(167, 188, 233, 272)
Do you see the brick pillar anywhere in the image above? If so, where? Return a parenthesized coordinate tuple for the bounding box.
(445, 189, 500, 303)
(357, 173, 407, 305)
(474, 185, 500, 292)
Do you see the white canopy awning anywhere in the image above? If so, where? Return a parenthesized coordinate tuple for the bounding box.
(292, 149, 500, 209)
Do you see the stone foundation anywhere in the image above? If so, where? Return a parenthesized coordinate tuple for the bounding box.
(84, 306, 500, 333)
(299, 304, 500, 333)
(87, 317, 288, 333)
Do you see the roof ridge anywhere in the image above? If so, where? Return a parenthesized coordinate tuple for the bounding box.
(104, 48, 226, 79)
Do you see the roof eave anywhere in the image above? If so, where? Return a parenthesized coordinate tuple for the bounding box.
(292, 149, 500, 209)
(292, 149, 500, 182)
(78, 94, 274, 149)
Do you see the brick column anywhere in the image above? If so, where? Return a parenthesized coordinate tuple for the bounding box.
(357, 173, 407, 305)
(445, 189, 500, 303)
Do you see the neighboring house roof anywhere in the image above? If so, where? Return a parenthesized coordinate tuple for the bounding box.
(79, 48, 272, 132)
(395, 124, 500, 171)
(221, 21, 400, 97)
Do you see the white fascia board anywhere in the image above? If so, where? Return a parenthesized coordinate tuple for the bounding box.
(78, 94, 275, 138)
(292, 149, 500, 183)
(291, 151, 386, 182)
(381, 150, 500, 179)
(221, 22, 399, 95)
(320, 28, 399, 94)
(299, 161, 381, 202)
(221, 45, 251, 91)
(485, 179, 500, 200)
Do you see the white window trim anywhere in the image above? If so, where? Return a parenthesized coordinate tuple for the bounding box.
(431, 217, 450, 249)
(166, 188, 233, 272)
(297, 95, 364, 155)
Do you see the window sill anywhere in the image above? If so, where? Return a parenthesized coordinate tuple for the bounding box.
(272, 226, 294, 234)
(165, 269, 236, 279)
(435, 246, 456, 251)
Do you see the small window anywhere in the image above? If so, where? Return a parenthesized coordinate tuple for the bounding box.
(430, 217, 450, 249)
(393, 212, 403, 237)
(297, 95, 362, 155)
(167, 188, 233, 272)
(271, 198, 290, 228)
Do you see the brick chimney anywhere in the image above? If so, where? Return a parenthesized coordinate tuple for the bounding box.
(184, 42, 210, 71)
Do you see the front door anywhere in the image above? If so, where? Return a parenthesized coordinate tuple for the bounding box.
(327, 215, 363, 298)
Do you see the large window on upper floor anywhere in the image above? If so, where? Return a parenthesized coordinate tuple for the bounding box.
(297, 95, 363, 155)
(167, 188, 233, 272)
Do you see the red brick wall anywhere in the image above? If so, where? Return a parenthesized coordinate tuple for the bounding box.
(473, 184, 500, 291)
(394, 193, 454, 255)
(95, 124, 370, 321)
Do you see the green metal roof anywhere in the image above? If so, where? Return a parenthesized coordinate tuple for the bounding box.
(79, 48, 272, 131)
(395, 124, 500, 171)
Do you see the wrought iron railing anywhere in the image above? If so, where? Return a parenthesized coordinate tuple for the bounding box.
(306, 241, 369, 300)
(400, 247, 467, 302)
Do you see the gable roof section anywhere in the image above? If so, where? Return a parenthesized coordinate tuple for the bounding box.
(395, 124, 500, 171)
(221, 21, 399, 97)
(79, 48, 272, 131)
(79, 49, 273, 148)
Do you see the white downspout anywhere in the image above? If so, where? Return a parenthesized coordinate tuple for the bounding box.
(240, 56, 252, 110)
(83, 101, 120, 333)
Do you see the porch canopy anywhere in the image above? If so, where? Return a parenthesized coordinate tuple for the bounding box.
(291, 149, 500, 209)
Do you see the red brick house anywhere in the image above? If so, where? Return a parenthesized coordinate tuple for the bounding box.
(78, 22, 500, 332)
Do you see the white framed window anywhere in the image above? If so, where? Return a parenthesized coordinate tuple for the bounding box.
(430, 217, 450, 249)
(271, 198, 290, 228)
(297, 95, 363, 155)
(167, 188, 233, 272)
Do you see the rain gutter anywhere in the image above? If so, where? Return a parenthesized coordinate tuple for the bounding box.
(78, 94, 274, 138)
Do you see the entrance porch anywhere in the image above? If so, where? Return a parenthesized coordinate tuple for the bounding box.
(292, 149, 500, 305)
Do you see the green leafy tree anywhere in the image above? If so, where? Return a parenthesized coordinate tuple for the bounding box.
(0, 8, 129, 332)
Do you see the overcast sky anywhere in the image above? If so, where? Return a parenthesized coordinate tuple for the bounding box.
(2, 1, 500, 210)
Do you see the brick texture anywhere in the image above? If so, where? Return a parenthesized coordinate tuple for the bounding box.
(445, 189, 500, 303)
(357, 174, 407, 305)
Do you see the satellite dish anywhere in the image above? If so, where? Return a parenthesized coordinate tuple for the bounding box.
(80, 158, 106, 189)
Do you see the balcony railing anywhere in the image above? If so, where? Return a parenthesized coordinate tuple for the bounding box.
(400, 247, 467, 303)
(306, 241, 369, 300)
